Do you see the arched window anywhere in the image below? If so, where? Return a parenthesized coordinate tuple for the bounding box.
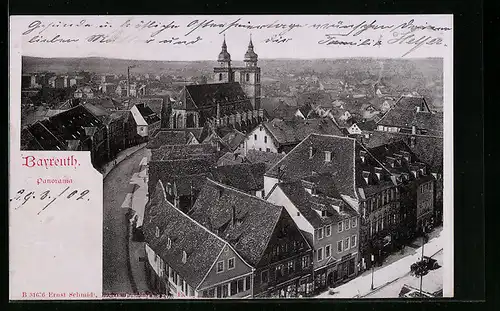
(256, 74, 260, 82)
(246, 73, 250, 82)
(219, 73, 223, 81)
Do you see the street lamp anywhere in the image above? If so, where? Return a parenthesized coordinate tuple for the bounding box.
(370, 254, 375, 290)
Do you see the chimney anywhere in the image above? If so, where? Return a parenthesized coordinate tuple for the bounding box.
(231, 206, 236, 227)
(309, 146, 314, 159)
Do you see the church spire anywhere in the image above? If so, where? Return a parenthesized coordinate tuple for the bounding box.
(244, 34, 258, 66)
(218, 34, 231, 64)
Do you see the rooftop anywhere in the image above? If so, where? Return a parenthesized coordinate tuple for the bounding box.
(264, 118, 344, 146)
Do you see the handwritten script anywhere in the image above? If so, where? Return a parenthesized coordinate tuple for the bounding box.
(10, 188, 91, 215)
(20, 17, 452, 57)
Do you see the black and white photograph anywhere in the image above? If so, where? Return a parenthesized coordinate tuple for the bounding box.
(11, 15, 453, 300)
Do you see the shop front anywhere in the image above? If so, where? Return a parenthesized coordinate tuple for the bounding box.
(269, 275, 313, 298)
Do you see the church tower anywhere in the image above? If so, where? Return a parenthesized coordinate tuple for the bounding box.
(239, 36, 261, 109)
(214, 35, 235, 83)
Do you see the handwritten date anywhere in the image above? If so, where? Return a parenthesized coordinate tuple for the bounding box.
(10, 188, 91, 215)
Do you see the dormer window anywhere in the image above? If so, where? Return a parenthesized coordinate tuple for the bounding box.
(182, 251, 187, 264)
(309, 146, 314, 159)
(375, 167, 382, 180)
(412, 170, 417, 178)
(155, 226, 160, 238)
(362, 171, 370, 185)
(167, 237, 172, 249)
(321, 210, 327, 217)
(359, 150, 367, 163)
(324, 151, 332, 162)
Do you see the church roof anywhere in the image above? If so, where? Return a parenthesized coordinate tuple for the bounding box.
(185, 82, 253, 112)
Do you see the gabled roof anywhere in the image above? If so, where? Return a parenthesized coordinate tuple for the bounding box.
(216, 152, 248, 166)
(143, 181, 228, 289)
(356, 120, 377, 131)
(24, 121, 67, 150)
(377, 96, 443, 136)
(134, 104, 161, 125)
(245, 149, 285, 170)
(189, 179, 284, 266)
(263, 118, 343, 146)
(220, 129, 245, 151)
(266, 134, 358, 198)
(211, 163, 266, 192)
(276, 181, 357, 228)
(150, 143, 218, 161)
(146, 130, 197, 149)
(20, 128, 44, 150)
(148, 158, 217, 195)
(184, 82, 252, 110)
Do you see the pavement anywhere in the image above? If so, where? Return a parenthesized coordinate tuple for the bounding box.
(315, 226, 444, 299)
(126, 149, 151, 294)
(103, 146, 146, 295)
(364, 250, 444, 298)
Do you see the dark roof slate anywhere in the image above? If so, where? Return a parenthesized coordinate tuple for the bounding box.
(189, 179, 284, 266)
(143, 181, 227, 289)
(264, 118, 343, 146)
(211, 163, 266, 192)
(245, 149, 285, 170)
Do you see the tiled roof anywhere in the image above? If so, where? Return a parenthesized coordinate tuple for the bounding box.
(266, 134, 357, 198)
(131, 98, 164, 116)
(83, 103, 110, 118)
(356, 120, 377, 131)
(143, 181, 227, 289)
(211, 163, 266, 192)
(25, 121, 67, 150)
(135, 103, 161, 125)
(276, 181, 357, 228)
(359, 131, 443, 172)
(20, 128, 44, 150)
(216, 152, 247, 166)
(264, 118, 343, 146)
(189, 179, 284, 266)
(146, 130, 195, 149)
(42, 105, 103, 139)
(377, 96, 443, 136)
(220, 129, 245, 151)
(185, 82, 253, 111)
(150, 143, 218, 161)
(245, 149, 285, 170)
(148, 158, 217, 195)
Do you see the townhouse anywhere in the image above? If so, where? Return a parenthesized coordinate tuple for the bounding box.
(189, 179, 314, 298)
(266, 174, 360, 292)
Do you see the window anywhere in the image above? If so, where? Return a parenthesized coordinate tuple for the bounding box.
(276, 264, 284, 278)
(259, 148, 262, 151)
(351, 217, 357, 228)
(297, 212, 301, 216)
(246, 73, 250, 81)
(351, 235, 357, 248)
(324, 151, 332, 162)
(338, 221, 344, 232)
(155, 226, 160, 237)
(344, 237, 350, 250)
(182, 251, 187, 264)
(228, 258, 235, 270)
(261, 270, 269, 283)
(231, 280, 237, 296)
(245, 276, 251, 290)
(317, 227, 324, 240)
(216, 261, 224, 273)
(288, 261, 295, 273)
(216, 285, 222, 298)
(222, 284, 229, 298)
(182, 280, 186, 293)
(337, 240, 343, 253)
(301, 256, 309, 269)
(219, 73, 222, 81)
(237, 278, 244, 293)
(167, 238, 171, 249)
(317, 248, 324, 261)
(264, 136, 268, 143)
(325, 225, 332, 236)
(266, 148, 270, 152)
(325, 245, 331, 258)
(261, 190, 265, 198)
(345, 219, 351, 230)
(254, 134, 257, 140)
(256, 74, 260, 82)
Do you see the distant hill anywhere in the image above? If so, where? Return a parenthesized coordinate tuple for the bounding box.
(22, 56, 443, 108)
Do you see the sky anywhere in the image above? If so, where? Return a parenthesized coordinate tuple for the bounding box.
(11, 15, 453, 61)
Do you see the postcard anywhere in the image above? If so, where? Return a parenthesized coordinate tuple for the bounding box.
(9, 14, 453, 300)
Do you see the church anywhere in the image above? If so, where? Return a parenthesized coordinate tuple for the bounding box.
(169, 36, 265, 131)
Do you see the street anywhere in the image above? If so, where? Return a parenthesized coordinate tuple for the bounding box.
(315, 226, 443, 299)
(103, 147, 146, 294)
